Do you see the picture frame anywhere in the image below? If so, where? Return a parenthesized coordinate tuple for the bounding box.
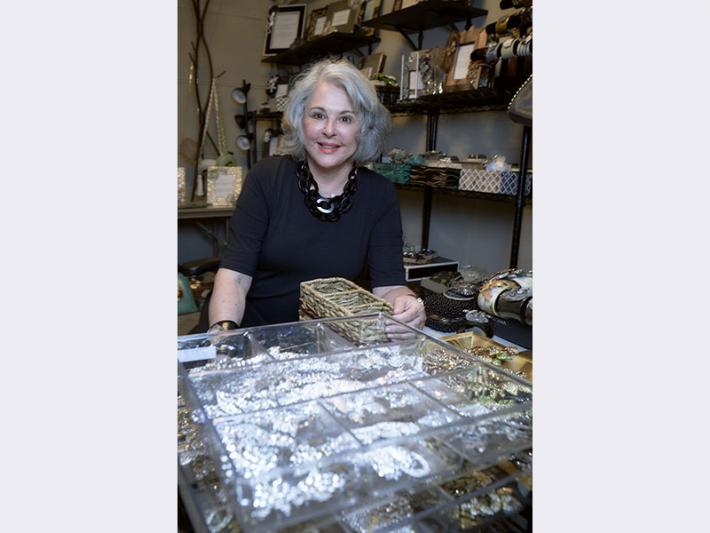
(263, 4, 306, 55)
(400, 52, 414, 100)
(393, 0, 421, 11)
(401, 50, 424, 100)
(324, 1, 356, 35)
(361, 0, 382, 22)
(356, 0, 382, 37)
(360, 52, 385, 80)
(401, 48, 445, 99)
(206, 166, 245, 207)
(443, 26, 482, 92)
(467, 32, 493, 91)
(305, 6, 328, 40)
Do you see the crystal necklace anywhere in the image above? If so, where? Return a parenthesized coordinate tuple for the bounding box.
(297, 159, 358, 222)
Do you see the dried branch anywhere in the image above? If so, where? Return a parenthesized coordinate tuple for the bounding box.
(189, 0, 219, 201)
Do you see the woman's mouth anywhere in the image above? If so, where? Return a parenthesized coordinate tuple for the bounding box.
(317, 142, 340, 154)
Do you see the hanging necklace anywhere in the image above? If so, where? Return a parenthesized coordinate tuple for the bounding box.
(297, 159, 358, 222)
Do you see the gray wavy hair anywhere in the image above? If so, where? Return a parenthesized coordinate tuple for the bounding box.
(280, 58, 391, 164)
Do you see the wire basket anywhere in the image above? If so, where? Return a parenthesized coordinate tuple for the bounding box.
(300, 277, 393, 343)
(459, 165, 532, 195)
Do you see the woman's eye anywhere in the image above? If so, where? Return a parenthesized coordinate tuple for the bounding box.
(311, 112, 325, 120)
(340, 116, 353, 123)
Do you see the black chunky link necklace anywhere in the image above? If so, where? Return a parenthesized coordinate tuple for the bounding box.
(297, 159, 358, 222)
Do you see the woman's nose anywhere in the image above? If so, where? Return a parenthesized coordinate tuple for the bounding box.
(323, 118, 336, 136)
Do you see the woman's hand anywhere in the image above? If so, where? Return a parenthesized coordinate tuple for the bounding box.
(386, 293, 426, 338)
(372, 286, 427, 339)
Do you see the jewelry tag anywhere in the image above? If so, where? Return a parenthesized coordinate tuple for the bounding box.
(178, 344, 217, 363)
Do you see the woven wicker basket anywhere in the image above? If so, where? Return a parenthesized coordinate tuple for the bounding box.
(299, 277, 393, 343)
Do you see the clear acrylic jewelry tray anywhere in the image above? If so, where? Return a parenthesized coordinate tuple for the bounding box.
(178, 314, 532, 532)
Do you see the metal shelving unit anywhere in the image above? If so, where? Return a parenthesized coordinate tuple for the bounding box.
(254, 1, 531, 268)
(362, 0, 530, 268)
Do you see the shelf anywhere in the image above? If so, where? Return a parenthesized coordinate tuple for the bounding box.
(415, 77, 527, 112)
(256, 78, 525, 119)
(254, 111, 283, 120)
(388, 86, 516, 115)
(177, 206, 234, 219)
(363, 0, 487, 34)
(261, 32, 379, 66)
(418, 85, 516, 111)
(394, 182, 532, 205)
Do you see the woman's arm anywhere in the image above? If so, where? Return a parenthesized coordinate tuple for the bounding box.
(373, 284, 426, 331)
(208, 159, 279, 330)
(208, 267, 253, 327)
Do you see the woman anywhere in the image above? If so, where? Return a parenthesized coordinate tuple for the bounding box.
(208, 59, 425, 335)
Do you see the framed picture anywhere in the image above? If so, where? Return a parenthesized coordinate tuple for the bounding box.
(356, 0, 381, 37)
(206, 166, 244, 207)
(305, 6, 328, 40)
(393, 0, 421, 11)
(263, 4, 306, 55)
(360, 52, 385, 79)
(443, 26, 482, 92)
(466, 30, 493, 90)
(467, 60, 493, 90)
(401, 50, 424, 99)
(324, 1, 356, 35)
(361, 0, 381, 22)
(401, 48, 446, 99)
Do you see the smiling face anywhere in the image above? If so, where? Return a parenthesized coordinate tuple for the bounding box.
(302, 81, 360, 178)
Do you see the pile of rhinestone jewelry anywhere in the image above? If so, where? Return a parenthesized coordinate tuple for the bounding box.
(179, 319, 531, 531)
(178, 394, 242, 533)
